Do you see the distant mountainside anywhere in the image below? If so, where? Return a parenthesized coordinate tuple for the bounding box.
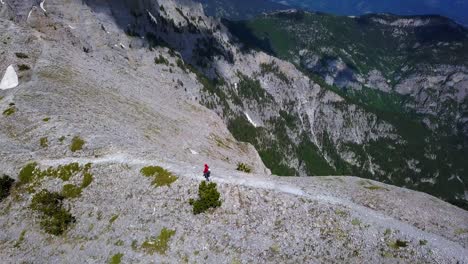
(225, 11, 468, 207)
(273, 0, 468, 26)
(195, 0, 288, 20)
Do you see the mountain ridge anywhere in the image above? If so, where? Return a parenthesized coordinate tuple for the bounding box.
(0, 0, 467, 262)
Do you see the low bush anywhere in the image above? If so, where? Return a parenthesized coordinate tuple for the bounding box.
(140, 166, 178, 187)
(3, 106, 16, 116)
(30, 189, 75, 235)
(40, 137, 48, 148)
(236, 163, 252, 173)
(70, 136, 85, 152)
(189, 181, 222, 214)
(0, 175, 15, 201)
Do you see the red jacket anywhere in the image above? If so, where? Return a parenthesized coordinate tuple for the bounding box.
(203, 164, 209, 173)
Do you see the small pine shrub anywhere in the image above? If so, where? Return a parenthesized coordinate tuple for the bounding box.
(40, 137, 48, 148)
(15, 52, 29, 58)
(236, 163, 252, 173)
(0, 175, 15, 201)
(141, 227, 176, 255)
(154, 55, 169, 65)
(70, 136, 85, 152)
(31, 189, 75, 235)
(140, 166, 178, 187)
(189, 181, 222, 214)
(42, 117, 50, 122)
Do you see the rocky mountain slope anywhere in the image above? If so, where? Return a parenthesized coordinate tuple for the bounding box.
(0, 0, 467, 262)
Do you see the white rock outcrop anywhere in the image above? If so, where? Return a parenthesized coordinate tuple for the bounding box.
(0, 65, 19, 90)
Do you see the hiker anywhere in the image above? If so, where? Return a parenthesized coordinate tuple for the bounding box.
(203, 164, 211, 181)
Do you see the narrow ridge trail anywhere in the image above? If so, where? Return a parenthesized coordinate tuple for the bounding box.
(39, 153, 468, 261)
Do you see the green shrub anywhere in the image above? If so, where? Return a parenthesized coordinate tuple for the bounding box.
(140, 166, 178, 187)
(389, 239, 409, 249)
(30, 189, 75, 235)
(3, 106, 16, 116)
(236, 163, 252, 173)
(154, 55, 169, 65)
(108, 253, 123, 264)
(61, 184, 82, 198)
(15, 52, 29, 58)
(18, 64, 30, 71)
(189, 181, 222, 214)
(109, 214, 119, 224)
(141, 227, 176, 255)
(70, 136, 85, 152)
(42, 117, 50, 122)
(40, 137, 48, 148)
(0, 175, 15, 201)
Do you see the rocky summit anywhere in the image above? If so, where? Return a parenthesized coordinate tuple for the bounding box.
(0, 0, 467, 263)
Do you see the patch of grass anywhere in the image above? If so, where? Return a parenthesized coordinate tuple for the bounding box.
(141, 227, 176, 255)
(236, 163, 252, 173)
(109, 214, 119, 224)
(189, 181, 222, 214)
(14, 230, 26, 248)
(108, 253, 123, 264)
(61, 184, 82, 198)
(389, 239, 409, 249)
(3, 106, 16, 116)
(70, 136, 85, 152)
(0, 175, 15, 202)
(364, 185, 388, 191)
(40, 137, 48, 148)
(335, 209, 348, 217)
(18, 162, 38, 185)
(131, 240, 138, 250)
(18, 162, 92, 193)
(43, 162, 81, 181)
(455, 228, 468, 235)
(30, 189, 75, 235)
(81, 171, 93, 188)
(140, 166, 178, 187)
(351, 218, 361, 226)
(384, 228, 392, 236)
(114, 240, 124, 246)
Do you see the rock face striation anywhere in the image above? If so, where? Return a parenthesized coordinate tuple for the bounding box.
(0, 0, 467, 263)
